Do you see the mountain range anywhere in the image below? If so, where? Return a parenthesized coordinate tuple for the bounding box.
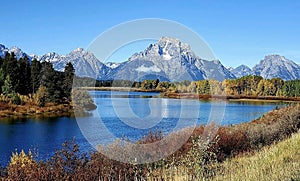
(1, 37, 300, 81)
(104, 37, 235, 81)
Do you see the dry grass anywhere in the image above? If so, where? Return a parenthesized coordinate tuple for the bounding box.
(0, 102, 74, 120)
(162, 131, 300, 181)
(214, 131, 300, 181)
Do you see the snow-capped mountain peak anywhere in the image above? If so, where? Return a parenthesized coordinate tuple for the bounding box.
(0, 45, 32, 62)
(0, 44, 6, 50)
(0, 44, 8, 58)
(9, 46, 22, 53)
(38, 48, 110, 79)
(158, 36, 191, 52)
(252, 54, 300, 80)
(106, 36, 235, 81)
(39, 52, 62, 63)
(72, 47, 84, 53)
(157, 36, 194, 61)
(8, 46, 30, 60)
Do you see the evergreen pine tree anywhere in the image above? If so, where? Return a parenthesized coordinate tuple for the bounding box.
(0, 56, 3, 67)
(63, 62, 75, 101)
(53, 71, 64, 102)
(40, 62, 56, 101)
(0, 68, 5, 93)
(2, 53, 19, 92)
(17, 56, 32, 95)
(39, 62, 64, 103)
(2, 75, 14, 97)
(31, 58, 42, 94)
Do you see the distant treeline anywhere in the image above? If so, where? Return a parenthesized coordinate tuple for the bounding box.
(75, 78, 166, 91)
(76, 75, 300, 97)
(189, 76, 300, 97)
(0, 52, 74, 105)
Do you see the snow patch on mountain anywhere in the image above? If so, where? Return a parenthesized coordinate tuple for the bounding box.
(162, 53, 172, 60)
(40, 52, 62, 63)
(105, 62, 120, 69)
(136, 65, 161, 73)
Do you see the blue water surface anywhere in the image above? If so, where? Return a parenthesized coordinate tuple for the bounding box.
(0, 91, 284, 165)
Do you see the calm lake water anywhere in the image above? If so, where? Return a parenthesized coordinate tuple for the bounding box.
(0, 91, 284, 165)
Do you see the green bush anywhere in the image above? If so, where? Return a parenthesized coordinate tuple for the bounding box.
(71, 89, 96, 110)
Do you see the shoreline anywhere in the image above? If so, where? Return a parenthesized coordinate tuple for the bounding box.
(80, 86, 160, 92)
(1, 89, 299, 120)
(161, 92, 300, 102)
(0, 103, 75, 120)
(80, 87, 300, 102)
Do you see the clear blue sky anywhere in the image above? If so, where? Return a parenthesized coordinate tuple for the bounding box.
(1, 0, 300, 67)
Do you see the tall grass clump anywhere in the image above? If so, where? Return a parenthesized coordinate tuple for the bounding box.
(146, 134, 218, 180)
(215, 131, 300, 181)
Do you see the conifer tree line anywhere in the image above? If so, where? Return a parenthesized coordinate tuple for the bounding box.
(0, 52, 75, 104)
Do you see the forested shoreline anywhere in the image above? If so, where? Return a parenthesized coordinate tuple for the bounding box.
(0, 52, 76, 119)
(0, 52, 74, 104)
(80, 75, 300, 99)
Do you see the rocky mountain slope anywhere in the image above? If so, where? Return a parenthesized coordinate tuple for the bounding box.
(39, 48, 110, 79)
(230, 65, 254, 78)
(230, 55, 300, 80)
(0, 44, 32, 63)
(252, 55, 300, 80)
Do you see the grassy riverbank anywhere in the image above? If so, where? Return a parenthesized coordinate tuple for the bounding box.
(0, 89, 96, 120)
(0, 102, 74, 120)
(80, 86, 160, 92)
(214, 130, 300, 181)
(78, 87, 300, 103)
(157, 130, 300, 181)
(161, 92, 300, 102)
(146, 103, 300, 180)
